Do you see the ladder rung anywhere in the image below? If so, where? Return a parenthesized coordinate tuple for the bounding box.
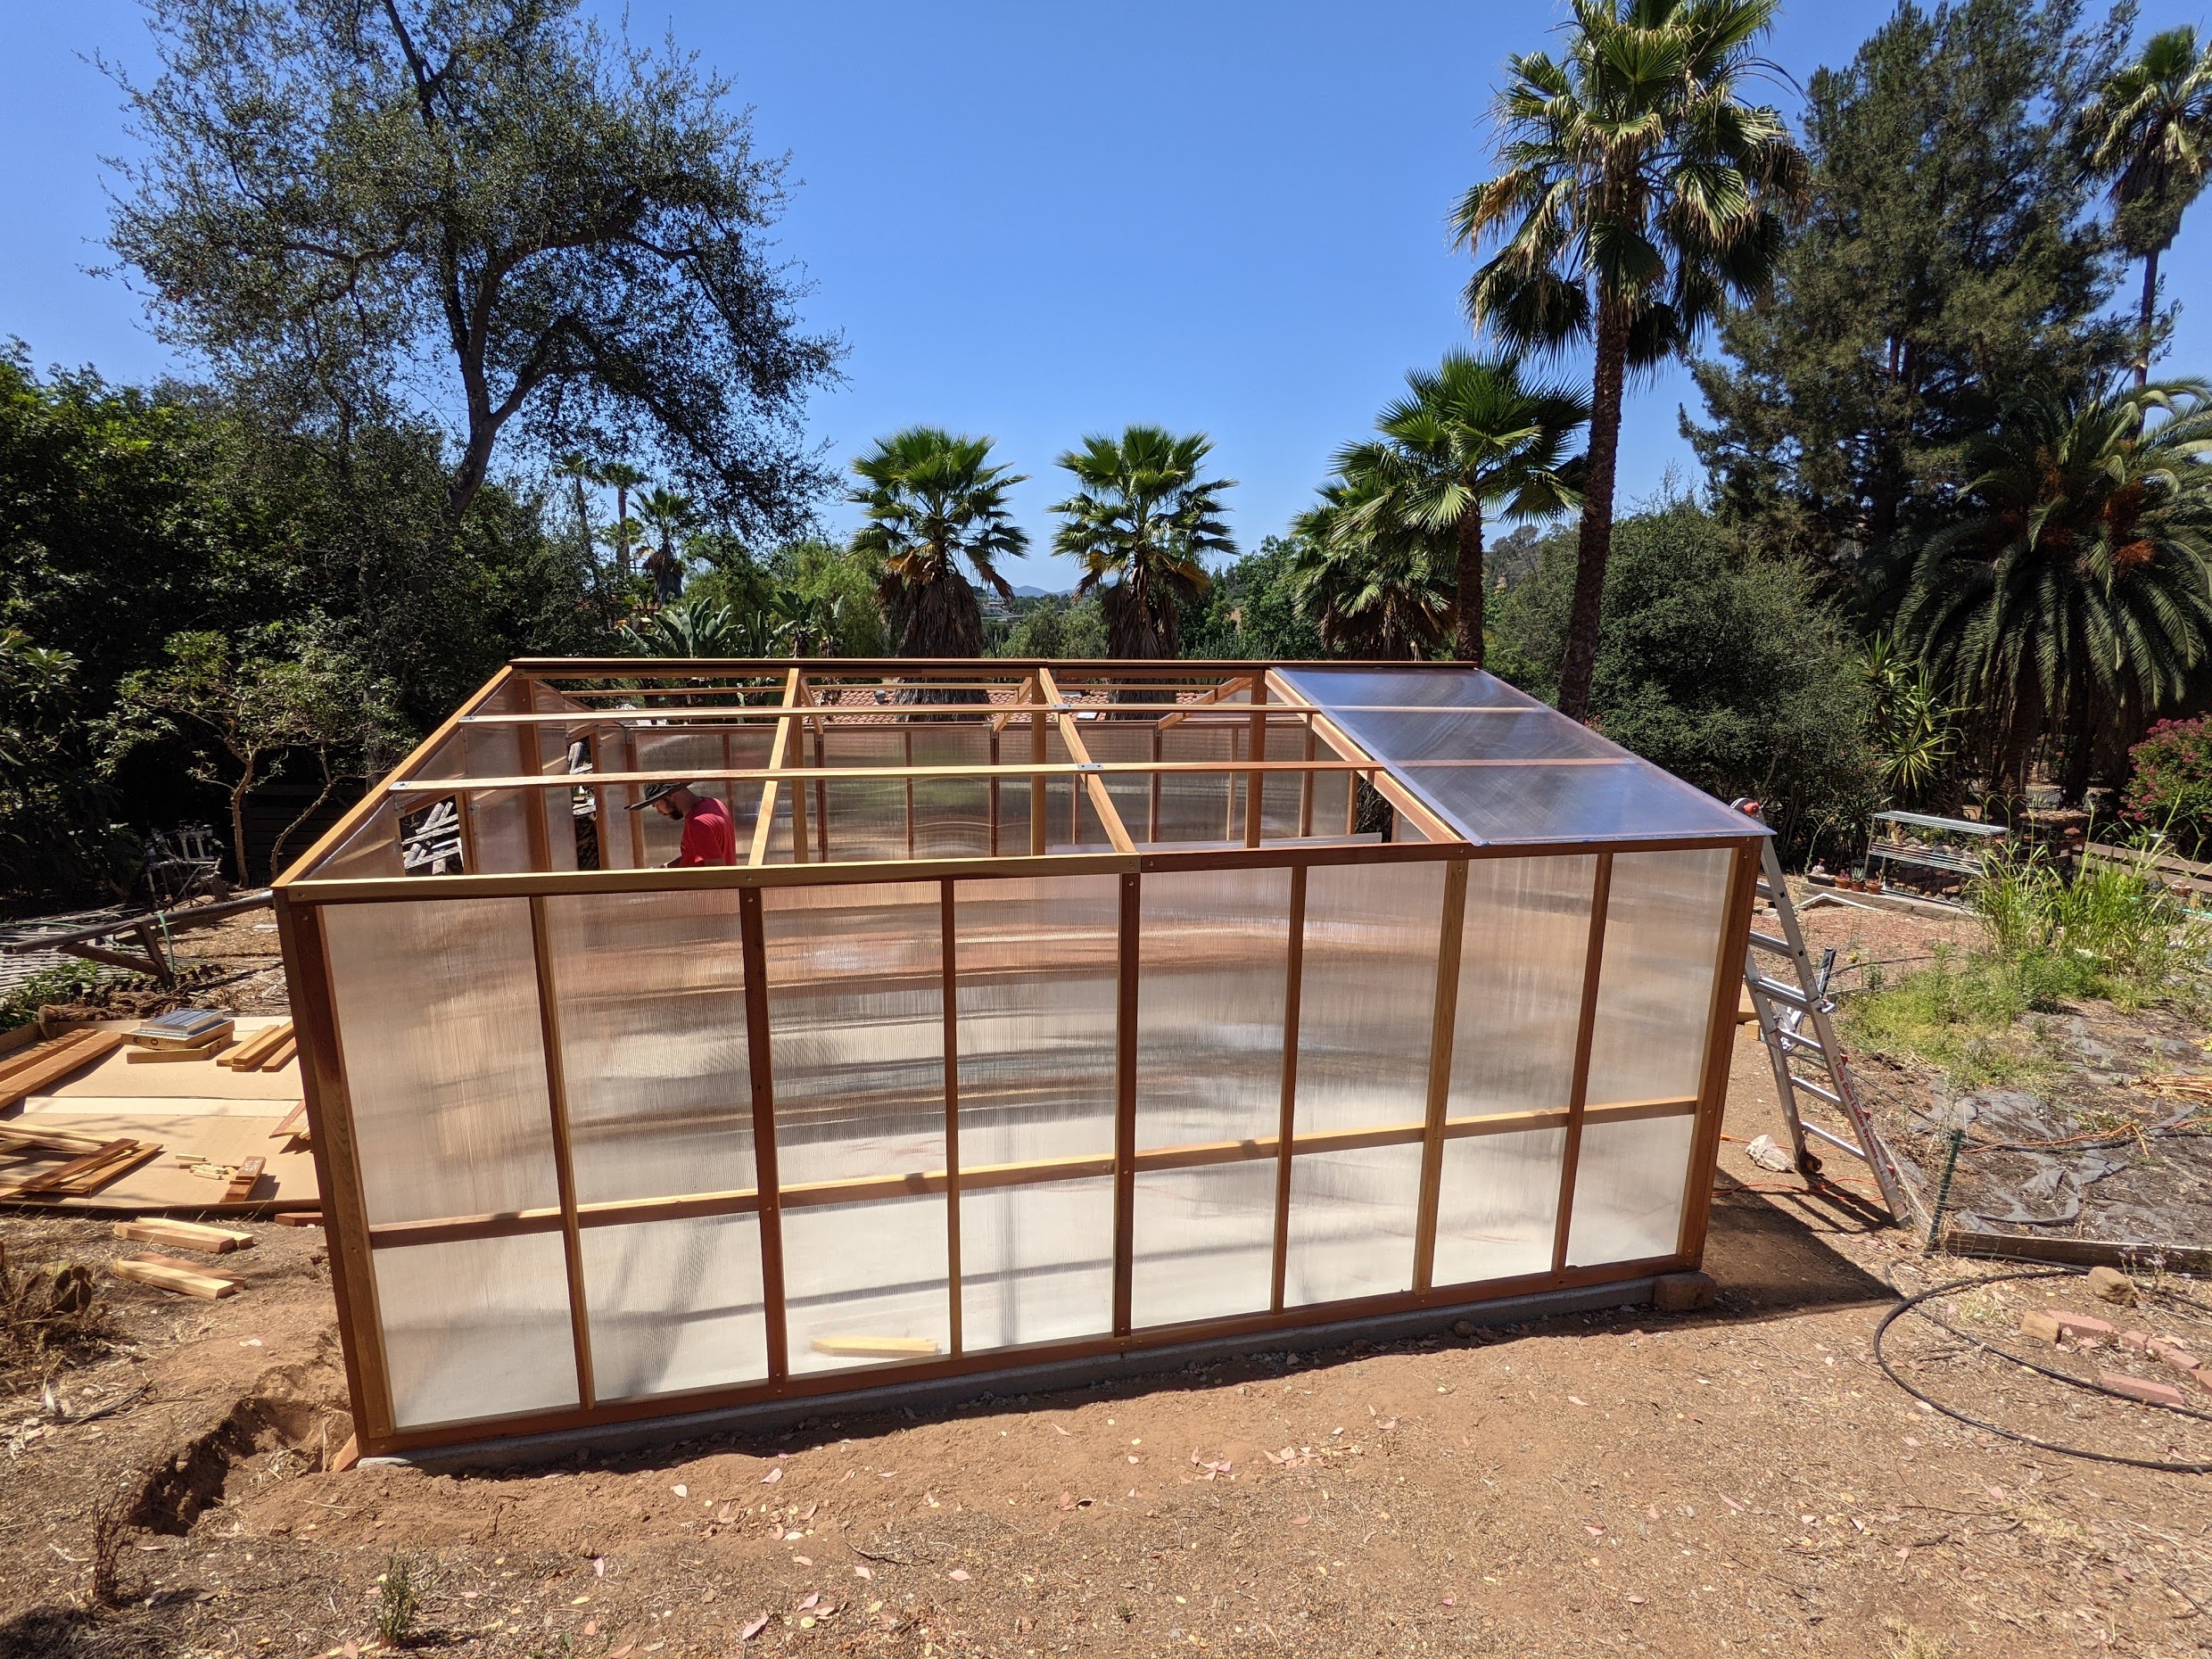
(1746, 976, 1815, 1012)
(1786, 1075, 1845, 1107)
(1747, 931, 1798, 955)
(1776, 1030, 1827, 1058)
(1754, 881, 1778, 899)
(1802, 1123, 1870, 1160)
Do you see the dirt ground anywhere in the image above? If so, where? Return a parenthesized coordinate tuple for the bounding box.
(7, 899, 2212, 1659)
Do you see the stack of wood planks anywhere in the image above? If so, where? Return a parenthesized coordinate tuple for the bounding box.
(0, 1028, 124, 1110)
(219, 1021, 295, 1073)
(110, 1217, 256, 1299)
(124, 1010, 235, 1064)
(0, 1120, 163, 1200)
(112, 1253, 247, 1300)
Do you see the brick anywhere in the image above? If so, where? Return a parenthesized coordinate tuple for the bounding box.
(1653, 1271, 1716, 1313)
(2020, 1311, 2062, 1343)
(2100, 1372, 2188, 1409)
(2051, 1311, 2117, 1340)
(2085, 1266, 2136, 1305)
(2151, 1341, 2201, 1374)
(2120, 1330, 2152, 1350)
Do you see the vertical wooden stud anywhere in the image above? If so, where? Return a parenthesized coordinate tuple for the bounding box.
(1551, 853, 1615, 1275)
(1412, 860, 1469, 1292)
(1270, 864, 1308, 1313)
(1111, 871, 1141, 1335)
(941, 879, 963, 1357)
(739, 887, 789, 1379)
(276, 898, 395, 1447)
(1244, 681, 1267, 848)
(1676, 841, 1762, 1261)
(528, 896, 596, 1410)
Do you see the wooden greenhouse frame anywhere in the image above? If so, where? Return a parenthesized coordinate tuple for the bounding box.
(273, 658, 1763, 1457)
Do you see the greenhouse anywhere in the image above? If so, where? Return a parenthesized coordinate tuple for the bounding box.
(273, 657, 1762, 1455)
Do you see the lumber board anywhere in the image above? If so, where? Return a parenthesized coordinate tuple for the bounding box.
(0, 1137, 160, 1199)
(111, 1218, 254, 1254)
(268, 1102, 308, 1141)
(809, 1334, 939, 1358)
(126, 1036, 235, 1064)
(0, 1030, 126, 1108)
(1942, 1226, 2212, 1276)
(127, 1250, 247, 1282)
(111, 1258, 240, 1300)
(0, 1120, 111, 1156)
(254, 1036, 298, 1072)
(220, 1022, 294, 1070)
(0, 1029, 114, 1092)
(224, 1156, 268, 1202)
(273, 1211, 323, 1227)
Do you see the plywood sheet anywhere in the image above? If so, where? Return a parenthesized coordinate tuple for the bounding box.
(2, 1019, 315, 1211)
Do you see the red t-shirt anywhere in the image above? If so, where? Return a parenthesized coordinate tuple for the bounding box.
(676, 795, 738, 866)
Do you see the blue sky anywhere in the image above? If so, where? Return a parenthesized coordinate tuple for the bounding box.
(3, 0, 2207, 591)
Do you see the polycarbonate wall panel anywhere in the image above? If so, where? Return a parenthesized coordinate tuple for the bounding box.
(1153, 722, 1238, 843)
(909, 725, 994, 857)
(1566, 1112, 1696, 1267)
(1284, 1144, 1420, 1305)
(468, 788, 535, 873)
(374, 1233, 579, 1429)
(1131, 1159, 1275, 1327)
(781, 1195, 951, 1374)
(816, 728, 911, 862)
(581, 1214, 767, 1401)
(960, 1176, 1114, 1349)
(1585, 847, 1734, 1107)
(1398, 763, 1739, 846)
(954, 876, 1120, 1168)
(1449, 855, 1597, 1118)
(324, 898, 557, 1226)
(763, 882, 945, 1184)
(312, 808, 401, 879)
(541, 889, 753, 1206)
(1432, 1128, 1565, 1285)
(1294, 862, 1443, 1135)
(1135, 867, 1291, 1148)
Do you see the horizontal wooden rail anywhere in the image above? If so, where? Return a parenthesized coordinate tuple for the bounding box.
(382, 757, 1402, 792)
(359, 1097, 1696, 1250)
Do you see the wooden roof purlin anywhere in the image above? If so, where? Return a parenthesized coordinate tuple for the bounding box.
(274, 657, 1766, 895)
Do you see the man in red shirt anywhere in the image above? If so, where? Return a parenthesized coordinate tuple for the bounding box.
(631, 780, 738, 866)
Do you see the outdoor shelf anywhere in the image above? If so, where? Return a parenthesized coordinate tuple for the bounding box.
(273, 658, 1762, 1456)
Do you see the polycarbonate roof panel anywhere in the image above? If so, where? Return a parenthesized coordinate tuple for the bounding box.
(1277, 665, 1758, 846)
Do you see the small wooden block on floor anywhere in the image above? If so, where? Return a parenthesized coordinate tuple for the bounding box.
(225, 1156, 268, 1203)
(127, 1250, 246, 1283)
(111, 1258, 240, 1300)
(112, 1218, 254, 1255)
(809, 1334, 940, 1358)
(273, 1211, 322, 1227)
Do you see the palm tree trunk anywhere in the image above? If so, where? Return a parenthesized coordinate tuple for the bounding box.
(2060, 674, 2095, 806)
(1454, 507, 1486, 666)
(1557, 299, 1630, 721)
(2136, 246, 2160, 388)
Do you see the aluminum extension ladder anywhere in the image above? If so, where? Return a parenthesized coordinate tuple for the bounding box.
(1740, 833, 1911, 1223)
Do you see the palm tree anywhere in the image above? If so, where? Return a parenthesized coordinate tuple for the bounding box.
(1348, 353, 1586, 664)
(1291, 468, 1456, 660)
(1051, 425, 1235, 661)
(2082, 27, 2212, 387)
(595, 460, 650, 579)
(638, 487, 697, 607)
(850, 427, 1027, 658)
(1898, 379, 2212, 804)
(1453, 0, 1807, 720)
(554, 452, 598, 567)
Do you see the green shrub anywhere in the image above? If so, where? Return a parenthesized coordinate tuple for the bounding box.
(0, 961, 108, 1033)
(2122, 718, 2212, 856)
